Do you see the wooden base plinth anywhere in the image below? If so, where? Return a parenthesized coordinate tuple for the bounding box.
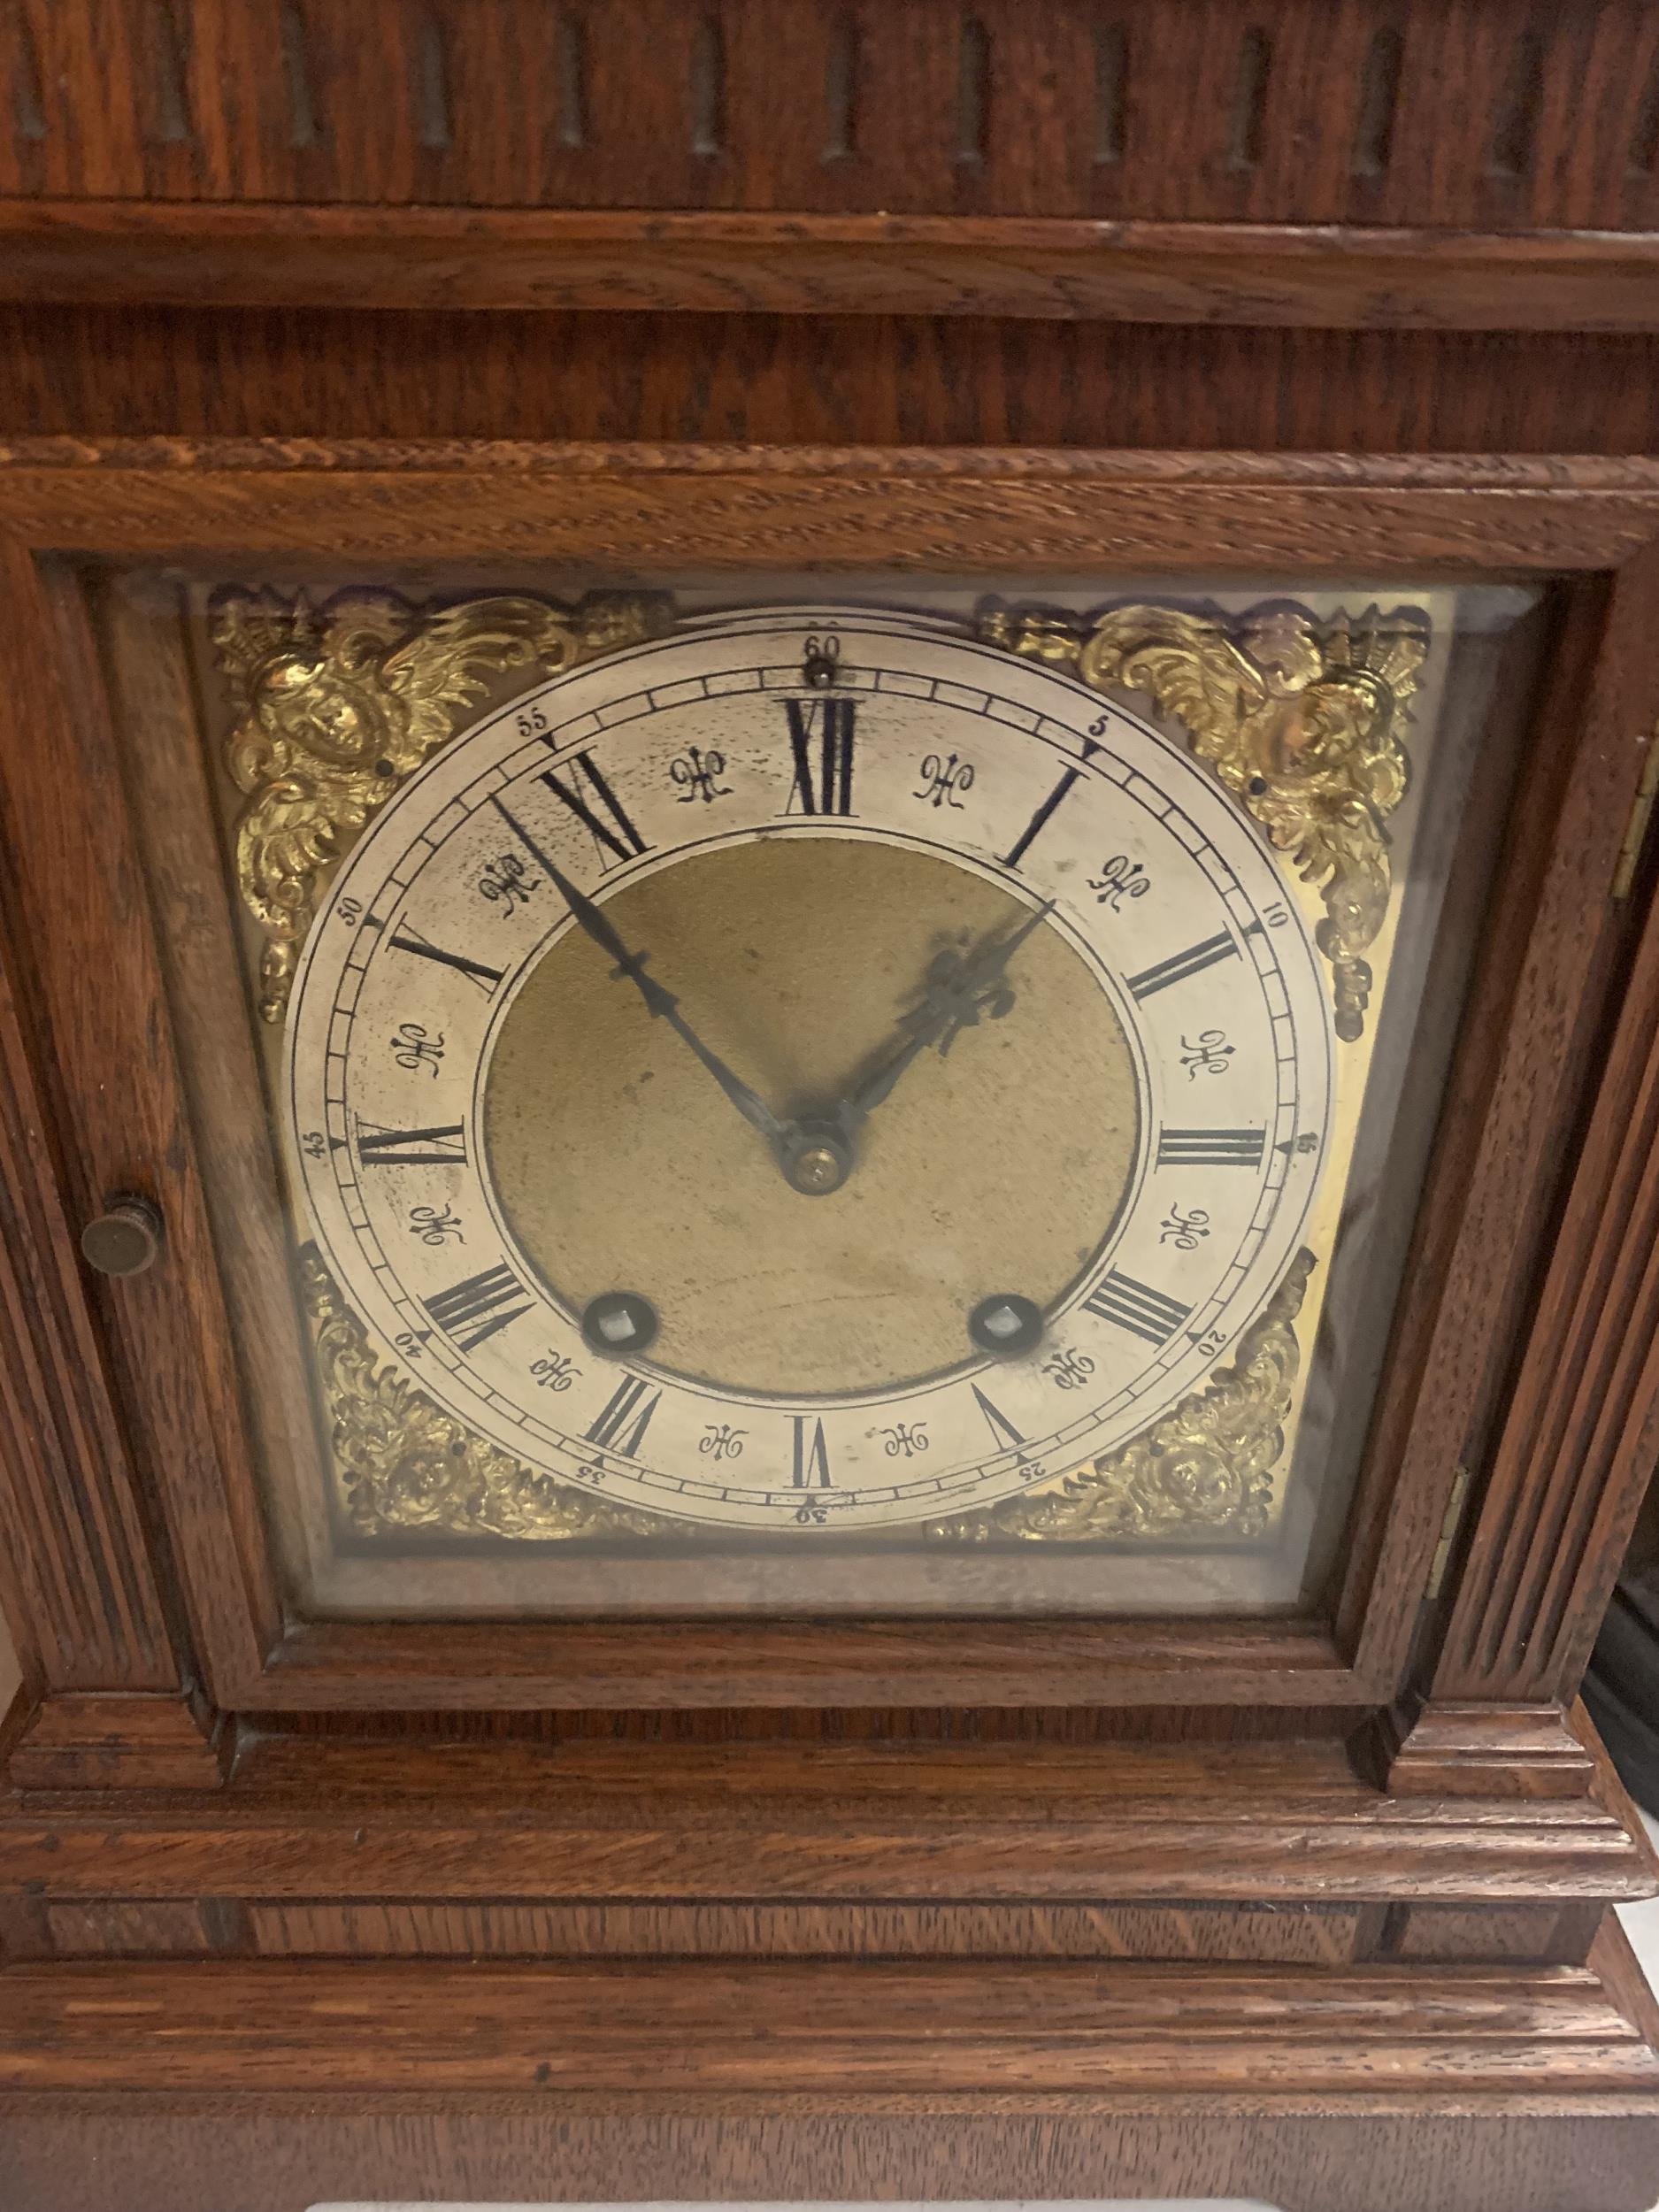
(6, 1694, 227, 1793)
(0, 1714, 1653, 2208)
(0, 1924, 1655, 2212)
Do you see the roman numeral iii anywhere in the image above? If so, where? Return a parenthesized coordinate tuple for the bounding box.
(539, 752, 650, 866)
(1156, 1128, 1266, 1169)
(422, 1262, 533, 1351)
(785, 699, 856, 815)
(1083, 1270, 1192, 1346)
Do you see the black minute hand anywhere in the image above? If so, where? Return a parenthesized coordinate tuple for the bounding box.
(489, 794, 785, 1144)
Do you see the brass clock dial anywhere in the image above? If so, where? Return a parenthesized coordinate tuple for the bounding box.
(285, 606, 1333, 1533)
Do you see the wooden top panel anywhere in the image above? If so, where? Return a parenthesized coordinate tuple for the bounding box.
(5, 0, 1659, 234)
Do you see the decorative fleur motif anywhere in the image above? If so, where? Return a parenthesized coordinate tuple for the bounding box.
(979, 600, 1427, 1041)
(212, 588, 661, 1022)
(298, 1246, 664, 1541)
(927, 1249, 1315, 1543)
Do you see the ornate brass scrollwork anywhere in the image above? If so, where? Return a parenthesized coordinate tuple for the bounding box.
(299, 1247, 666, 1540)
(979, 600, 1425, 1041)
(928, 1250, 1315, 1542)
(211, 588, 660, 1022)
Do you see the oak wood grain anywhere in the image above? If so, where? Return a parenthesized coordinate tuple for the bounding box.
(1429, 650, 1659, 1700)
(0, 557, 183, 1704)
(16, 311, 1659, 457)
(0, 558, 280, 1712)
(4, 1732, 1654, 1907)
(242, 1896, 1369, 1966)
(3, 2102, 1657, 2212)
(14, 204, 1659, 330)
(4, 0, 1659, 242)
(0, 1944, 1653, 2096)
(1, 440, 1659, 572)
(6, 1692, 225, 1793)
(1, 438, 1654, 1713)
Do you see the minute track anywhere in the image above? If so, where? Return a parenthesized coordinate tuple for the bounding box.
(286, 608, 1334, 1534)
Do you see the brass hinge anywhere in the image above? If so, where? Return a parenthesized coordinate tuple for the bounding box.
(1425, 1464, 1473, 1603)
(1613, 737, 1659, 901)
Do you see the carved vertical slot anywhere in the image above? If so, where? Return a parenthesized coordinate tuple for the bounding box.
(142, 0, 192, 144)
(556, 4, 588, 150)
(1351, 23, 1402, 176)
(690, 10, 725, 157)
(824, 8, 858, 161)
(1629, 50, 1659, 175)
(1226, 26, 1271, 170)
(415, 5, 452, 150)
(7, 2, 46, 142)
(1094, 19, 1127, 163)
(279, 0, 321, 149)
(1487, 31, 1542, 178)
(956, 12, 989, 166)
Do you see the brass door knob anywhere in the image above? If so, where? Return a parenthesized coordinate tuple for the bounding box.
(81, 1197, 164, 1277)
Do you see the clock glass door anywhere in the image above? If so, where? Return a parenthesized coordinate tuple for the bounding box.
(96, 569, 1546, 1618)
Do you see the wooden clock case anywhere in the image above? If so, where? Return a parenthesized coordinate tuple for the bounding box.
(2, 5, 1659, 2209)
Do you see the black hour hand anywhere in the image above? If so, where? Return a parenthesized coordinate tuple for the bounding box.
(843, 898, 1056, 1124)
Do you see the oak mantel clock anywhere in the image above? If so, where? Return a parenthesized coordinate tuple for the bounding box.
(1, 5, 1659, 2211)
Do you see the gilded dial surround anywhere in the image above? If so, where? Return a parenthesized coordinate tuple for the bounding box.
(284, 605, 1334, 1534)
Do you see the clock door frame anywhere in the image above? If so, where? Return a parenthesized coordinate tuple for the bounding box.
(0, 437, 1656, 1724)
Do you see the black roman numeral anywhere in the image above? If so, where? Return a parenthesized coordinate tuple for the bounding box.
(1156, 1127, 1266, 1169)
(1083, 1270, 1192, 1346)
(357, 1121, 467, 1166)
(791, 1415, 833, 1487)
(971, 1384, 1025, 1453)
(785, 699, 856, 815)
(1125, 932, 1239, 1001)
(1001, 739, 1103, 868)
(538, 753, 649, 867)
(585, 1375, 661, 1457)
(1002, 766, 1080, 867)
(388, 926, 505, 993)
(422, 1262, 533, 1351)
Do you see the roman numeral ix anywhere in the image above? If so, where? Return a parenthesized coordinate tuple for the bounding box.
(357, 1121, 467, 1167)
(422, 1262, 533, 1352)
(1083, 1269, 1192, 1346)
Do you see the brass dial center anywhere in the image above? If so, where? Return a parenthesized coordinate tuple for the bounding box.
(483, 838, 1140, 1398)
